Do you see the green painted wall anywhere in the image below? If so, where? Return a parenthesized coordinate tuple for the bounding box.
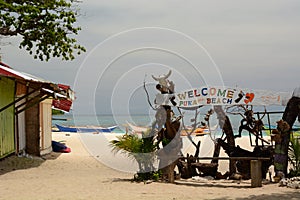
(0, 76, 15, 158)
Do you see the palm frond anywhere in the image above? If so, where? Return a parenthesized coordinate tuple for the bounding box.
(289, 135, 300, 172)
(110, 131, 157, 173)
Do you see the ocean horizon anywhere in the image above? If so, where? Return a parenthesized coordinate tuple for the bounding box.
(52, 107, 291, 136)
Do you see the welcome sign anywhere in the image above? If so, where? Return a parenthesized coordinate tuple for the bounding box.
(155, 86, 291, 108)
(176, 86, 291, 108)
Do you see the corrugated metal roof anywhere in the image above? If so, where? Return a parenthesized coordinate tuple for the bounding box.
(0, 62, 49, 83)
(0, 62, 74, 112)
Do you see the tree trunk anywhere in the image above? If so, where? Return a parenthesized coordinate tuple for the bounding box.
(213, 106, 236, 174)
(277, 97, 300, 176)
(157, 107, 182, 183)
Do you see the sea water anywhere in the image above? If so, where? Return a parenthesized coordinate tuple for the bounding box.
(52, 108, 292, 136)
(52, 114, 153, 133)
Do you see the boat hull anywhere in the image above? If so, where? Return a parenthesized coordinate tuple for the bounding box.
(55, 124, 117, 133)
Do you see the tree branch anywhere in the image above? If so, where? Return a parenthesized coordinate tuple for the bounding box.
(0, 27, 17, 36)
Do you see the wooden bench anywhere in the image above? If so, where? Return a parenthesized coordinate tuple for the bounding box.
(181, 156, 270, 188)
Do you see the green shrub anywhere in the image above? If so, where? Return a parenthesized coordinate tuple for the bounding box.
(288, 135, 300, 177)
(110, 129, 161, 181)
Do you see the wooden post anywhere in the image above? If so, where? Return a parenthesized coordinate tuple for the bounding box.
(161, 159, 177, 183)
(251, 160, 262, 187)
(168, 161, 177, 183)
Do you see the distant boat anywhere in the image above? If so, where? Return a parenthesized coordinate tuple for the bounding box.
(52, 117, 68, 121)
(127, 122, 149, 133)
(126, 121, 211, 136)
(55, 124, 118, 133)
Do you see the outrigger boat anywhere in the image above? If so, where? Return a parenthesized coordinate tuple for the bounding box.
(126, 121, 211, 136)
(55, 124, 118, 133)
(126, 122, 148, 133)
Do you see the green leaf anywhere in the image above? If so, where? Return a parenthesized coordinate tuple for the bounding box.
(0, 0, 86, 61)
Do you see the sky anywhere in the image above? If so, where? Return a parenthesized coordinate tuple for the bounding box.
(1, 0, 300, 115)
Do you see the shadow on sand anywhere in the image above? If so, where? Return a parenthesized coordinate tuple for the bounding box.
(0, 152, 61, 176)
(175, 179, 300, 200)
(212, 190, 300, 200)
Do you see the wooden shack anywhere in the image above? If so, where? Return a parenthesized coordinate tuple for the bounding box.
(0, 62, 73, 158)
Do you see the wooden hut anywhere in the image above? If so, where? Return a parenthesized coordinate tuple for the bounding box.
(0, 62, 73, 158)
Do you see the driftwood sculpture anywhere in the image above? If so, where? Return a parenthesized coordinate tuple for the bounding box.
(177, 153, 199, 179)
(212, 106, 273, 179)
(177, 140, 219, 178)
(176, 104, 276, 181)
(156, 110, 182, 183)
(152, 70, 182, 183)
(148, 75, 297, 182)
(152, 70, 172, 93)
(213, 106, 236, 175)
(216, 139, 274, 179)
(228, 105, 266, 146)
(177, 106, 236, 179)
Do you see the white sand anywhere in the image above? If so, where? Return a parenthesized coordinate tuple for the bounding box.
(0, 132, 299, 200)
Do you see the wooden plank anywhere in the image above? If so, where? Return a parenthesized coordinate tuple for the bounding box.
(251, 160, 262, 187)
(25, 102, 40, 156)
(180, 157, 270, 161)
(0, 77, 15, 158)
(39, 99, 53, 155)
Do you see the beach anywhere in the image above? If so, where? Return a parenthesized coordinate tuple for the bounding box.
(0, 132, 299, 200)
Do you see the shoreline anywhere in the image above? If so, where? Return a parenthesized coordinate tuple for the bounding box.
(0, 132, 299, 200)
